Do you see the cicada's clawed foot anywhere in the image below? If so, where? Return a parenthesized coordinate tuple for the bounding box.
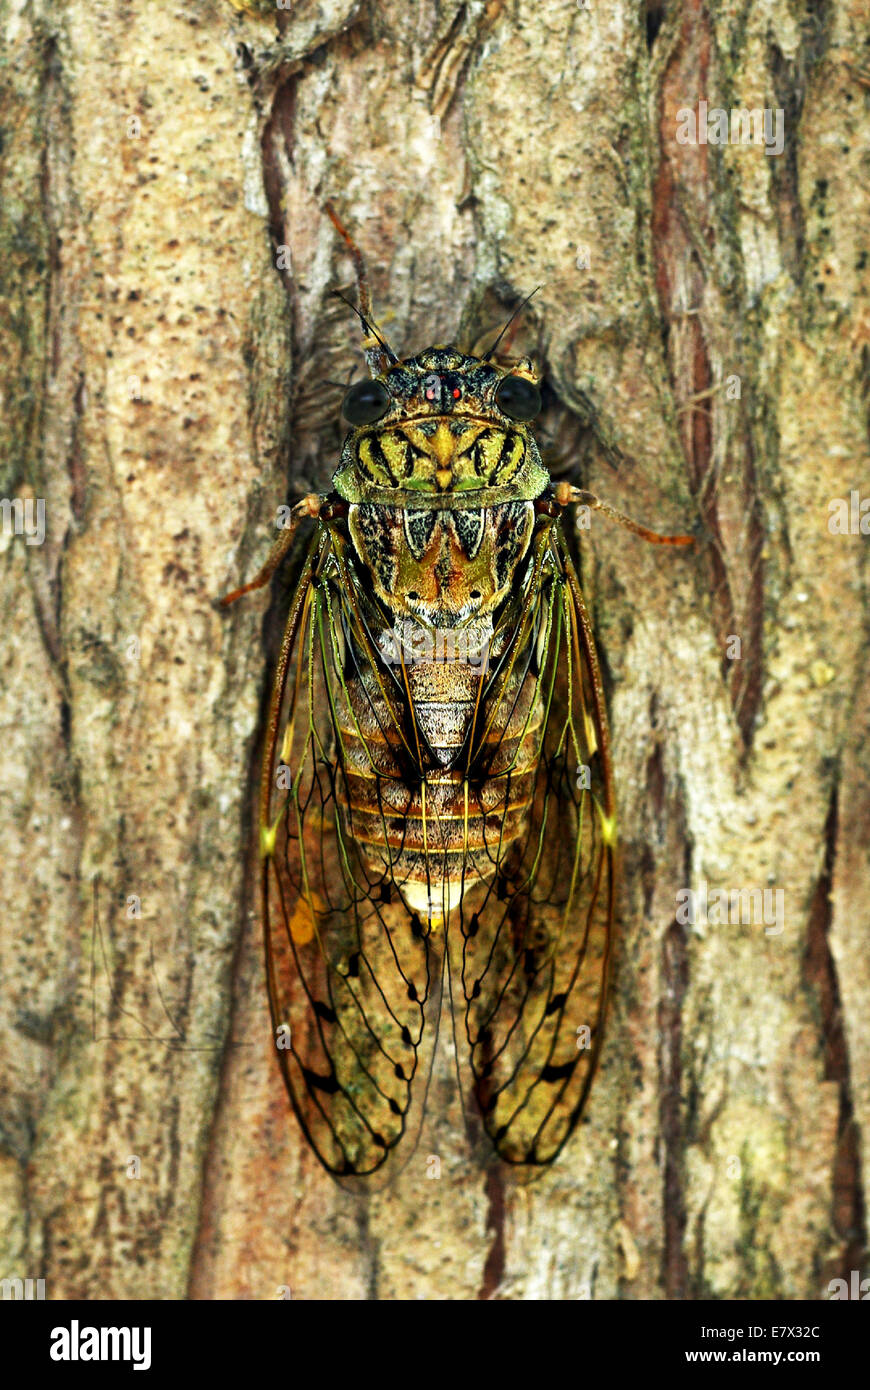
(219, 494, 323, 607)
(555, 484, 694, 548)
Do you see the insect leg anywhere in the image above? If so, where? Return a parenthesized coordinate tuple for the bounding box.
(554, 483, 694, 548)
(219, 494, 322, 606)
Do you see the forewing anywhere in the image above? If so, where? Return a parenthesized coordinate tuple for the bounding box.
(262, 530, 440, 1177)
(451, 530, 615, 1165)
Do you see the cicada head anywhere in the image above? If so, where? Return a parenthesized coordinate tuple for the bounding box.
(333, 346, 549, 502)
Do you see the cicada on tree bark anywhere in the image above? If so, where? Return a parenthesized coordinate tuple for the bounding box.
(222, 211, 693, 1178)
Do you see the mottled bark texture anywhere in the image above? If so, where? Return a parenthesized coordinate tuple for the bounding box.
(1, 0, 867, 1300)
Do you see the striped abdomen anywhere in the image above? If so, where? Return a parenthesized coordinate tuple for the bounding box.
(335, 638, 544, 917)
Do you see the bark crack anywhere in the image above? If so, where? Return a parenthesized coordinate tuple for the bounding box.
(802, 788, 868, 1284)
(649, 0, 766, 751)
(659, 913, 689, 1297)
(477, 1163, 506, 1299)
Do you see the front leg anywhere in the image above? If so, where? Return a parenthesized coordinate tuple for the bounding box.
(554, 483, 695, 548)
(219, 493, 323, 606)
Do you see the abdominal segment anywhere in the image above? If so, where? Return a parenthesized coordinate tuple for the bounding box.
(335, 643, 544, 918)
(333, 607, 545, 921)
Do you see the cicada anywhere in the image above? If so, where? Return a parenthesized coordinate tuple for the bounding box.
(222, 212, 692, 1177)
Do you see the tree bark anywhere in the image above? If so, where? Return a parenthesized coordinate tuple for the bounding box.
(1, 0, 867, 1300)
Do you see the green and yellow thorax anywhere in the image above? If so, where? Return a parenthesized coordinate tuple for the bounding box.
(332, 347, 549, 509)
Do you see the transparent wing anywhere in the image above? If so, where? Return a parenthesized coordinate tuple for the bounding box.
(261, 529, 441, 1178)
(450, 527, 615, 1165)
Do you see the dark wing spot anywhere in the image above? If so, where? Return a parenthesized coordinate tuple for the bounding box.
(541, 1058, 578, 1083)
(302, 1067, 340, 1094)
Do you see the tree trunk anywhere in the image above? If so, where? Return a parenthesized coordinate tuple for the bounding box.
(1, 0, 867, 1300)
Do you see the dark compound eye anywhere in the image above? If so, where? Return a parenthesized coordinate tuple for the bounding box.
(494, 374, 542, 421)
(342, 378, 391, 425)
